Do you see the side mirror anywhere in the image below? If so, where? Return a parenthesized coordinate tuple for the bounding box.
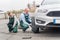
(36, 5, 40, 7)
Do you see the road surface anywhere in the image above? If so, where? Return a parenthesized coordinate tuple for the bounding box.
(0, 19, 60, 40)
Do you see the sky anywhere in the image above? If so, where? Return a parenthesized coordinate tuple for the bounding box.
(0, 0, 42, 11)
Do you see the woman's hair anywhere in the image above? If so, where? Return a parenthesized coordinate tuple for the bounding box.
(8, 11, 11, 15)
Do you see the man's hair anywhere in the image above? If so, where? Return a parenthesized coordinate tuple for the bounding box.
(24, 8, 29, 12)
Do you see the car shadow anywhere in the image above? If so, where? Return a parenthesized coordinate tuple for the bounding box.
(38, 28, 60, 37)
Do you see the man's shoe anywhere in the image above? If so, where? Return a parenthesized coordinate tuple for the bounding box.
(23, 27, 29, 32)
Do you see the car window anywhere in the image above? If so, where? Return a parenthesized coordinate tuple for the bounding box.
(42, 0, 60, 5)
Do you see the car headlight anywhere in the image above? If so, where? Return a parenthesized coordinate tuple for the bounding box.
(37, 9, 48, 13)
(36, 19, 45, 24)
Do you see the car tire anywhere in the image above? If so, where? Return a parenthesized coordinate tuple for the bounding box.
(31, 17, 39, 33)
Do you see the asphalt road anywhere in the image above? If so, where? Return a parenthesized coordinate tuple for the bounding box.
(0, 19, 60, 40)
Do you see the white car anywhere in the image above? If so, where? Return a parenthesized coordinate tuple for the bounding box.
(32, 0, 60, 33)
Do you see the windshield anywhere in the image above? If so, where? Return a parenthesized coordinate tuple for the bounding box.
(42, 0, 60, 5)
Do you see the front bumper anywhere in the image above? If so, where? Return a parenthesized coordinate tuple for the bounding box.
(35, 16, 60, 27)
(47, 22, 60, 27)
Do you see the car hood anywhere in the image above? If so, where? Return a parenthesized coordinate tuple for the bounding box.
(40, 4, 60, 10)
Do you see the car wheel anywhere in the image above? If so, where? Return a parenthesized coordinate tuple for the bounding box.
(31, 17, 39, 33)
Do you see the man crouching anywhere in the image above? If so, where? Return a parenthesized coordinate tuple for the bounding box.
(19, 8, 31, 32)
